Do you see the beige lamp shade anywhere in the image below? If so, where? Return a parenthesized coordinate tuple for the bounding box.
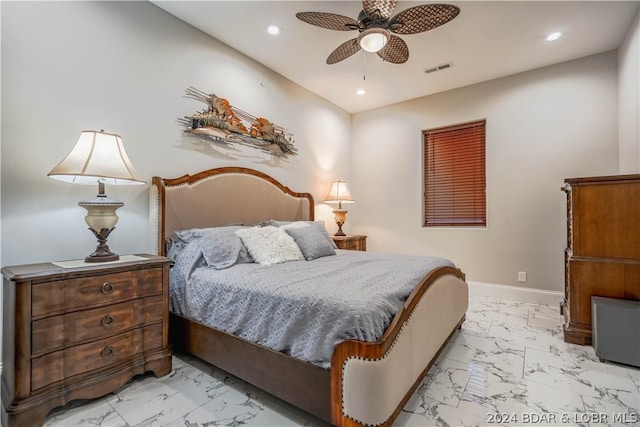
(324, 180, 355, 208)
(48, 130, 144, 185)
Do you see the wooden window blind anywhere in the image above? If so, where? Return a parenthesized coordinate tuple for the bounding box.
(423, 119, 486, 227)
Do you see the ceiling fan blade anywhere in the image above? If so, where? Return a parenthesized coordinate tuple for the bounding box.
(327, 38, 362, 64)
(296, 12, 360, 31)
(362, 0, 397, 20)
(377, 35, 408, 64)
(389, 4, 460, 35)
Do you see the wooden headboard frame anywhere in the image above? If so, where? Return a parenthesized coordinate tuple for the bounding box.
(150, 167, 315, 256)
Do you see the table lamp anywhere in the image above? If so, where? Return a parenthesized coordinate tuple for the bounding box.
(48, 130, 144, 262)
(324, 180, 355, 236)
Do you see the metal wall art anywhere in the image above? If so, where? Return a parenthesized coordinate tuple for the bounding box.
(180, 87, 297, 157)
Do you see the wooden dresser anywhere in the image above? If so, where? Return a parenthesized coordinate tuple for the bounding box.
(1, 254, 172, 427)
(562, 175, 640, 345)
(332, 235, 367, 251)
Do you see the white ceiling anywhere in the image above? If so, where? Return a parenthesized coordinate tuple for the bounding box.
(153, 1, 639, 113)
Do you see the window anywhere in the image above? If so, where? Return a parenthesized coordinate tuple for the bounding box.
(423, 119, 486, 227)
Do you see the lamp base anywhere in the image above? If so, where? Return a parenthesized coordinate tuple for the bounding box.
(333, 209, 348, 237)
(84, 227, 119, 263)
(78, 189, 123, 264)
(85, 253, 120, 263)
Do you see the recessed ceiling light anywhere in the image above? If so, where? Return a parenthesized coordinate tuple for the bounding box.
(546, 32, 562, 42)
(267, 25, 281, 35)
(356, 89, 366, 96)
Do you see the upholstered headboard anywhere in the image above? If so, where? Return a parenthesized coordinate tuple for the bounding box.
(150, 167, 314, 255)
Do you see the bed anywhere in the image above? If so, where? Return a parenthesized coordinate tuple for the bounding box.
(150, 167, 468, 426)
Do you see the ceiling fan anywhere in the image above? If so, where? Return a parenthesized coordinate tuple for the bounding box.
(296, 1, 460, 65)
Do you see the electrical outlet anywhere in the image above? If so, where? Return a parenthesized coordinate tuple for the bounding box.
(518, 271, 527, 282)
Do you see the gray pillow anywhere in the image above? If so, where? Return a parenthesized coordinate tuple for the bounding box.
(270, 220, 338, 249)
(174, 226, 252, 269)
(173, 223, 244, 242)
(165, 235, 188, 263)
(285, 223, 336, 260)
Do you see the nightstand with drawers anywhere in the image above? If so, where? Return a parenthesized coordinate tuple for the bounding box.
(1, 254, 172, 427)
(332, 234, 367, 251)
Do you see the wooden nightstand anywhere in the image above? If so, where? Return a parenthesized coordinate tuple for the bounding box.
(332, 235, 367, 251)
(1, 254, 172, 427)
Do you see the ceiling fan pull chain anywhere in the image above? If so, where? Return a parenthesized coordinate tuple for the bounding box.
(362, 50, 367, 81)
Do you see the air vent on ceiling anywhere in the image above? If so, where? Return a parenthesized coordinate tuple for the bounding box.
(424, 63, 453, 74)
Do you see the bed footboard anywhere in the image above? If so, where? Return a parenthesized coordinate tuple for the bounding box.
(331, 267, 468, 426)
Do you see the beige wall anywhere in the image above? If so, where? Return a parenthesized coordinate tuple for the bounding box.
(618, 8, 640, 173)
(1, 1, 351, 267)
(350, 52, 619, 292)
(0, 2, 631, 292)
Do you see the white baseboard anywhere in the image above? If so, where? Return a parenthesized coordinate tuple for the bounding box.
(468, 281, 563, 307)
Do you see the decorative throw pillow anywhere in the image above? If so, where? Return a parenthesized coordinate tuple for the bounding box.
(314, 221, 339, 249)
(270, 220, 338, 249)
(285, 224, 336, 260)
(235, 226, 304, 265)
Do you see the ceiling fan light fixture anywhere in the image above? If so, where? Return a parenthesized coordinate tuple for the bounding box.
(358, 28, 390, 53)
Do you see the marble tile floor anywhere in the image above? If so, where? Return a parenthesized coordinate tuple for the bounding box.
(43, 295, 640, 427)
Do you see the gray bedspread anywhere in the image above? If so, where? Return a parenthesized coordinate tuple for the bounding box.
(170, 248, 454, 368)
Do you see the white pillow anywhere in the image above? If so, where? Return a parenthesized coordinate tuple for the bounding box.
(235, 226, 304, 265)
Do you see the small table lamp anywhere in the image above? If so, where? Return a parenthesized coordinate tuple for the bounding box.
(324, 180, 355, 236)
(48, 130, 144, 262)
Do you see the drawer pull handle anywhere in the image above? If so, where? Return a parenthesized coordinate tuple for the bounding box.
(101, 314, 114, 327)
(101, 345, 114, 358)
(101, 282, 114, 294)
